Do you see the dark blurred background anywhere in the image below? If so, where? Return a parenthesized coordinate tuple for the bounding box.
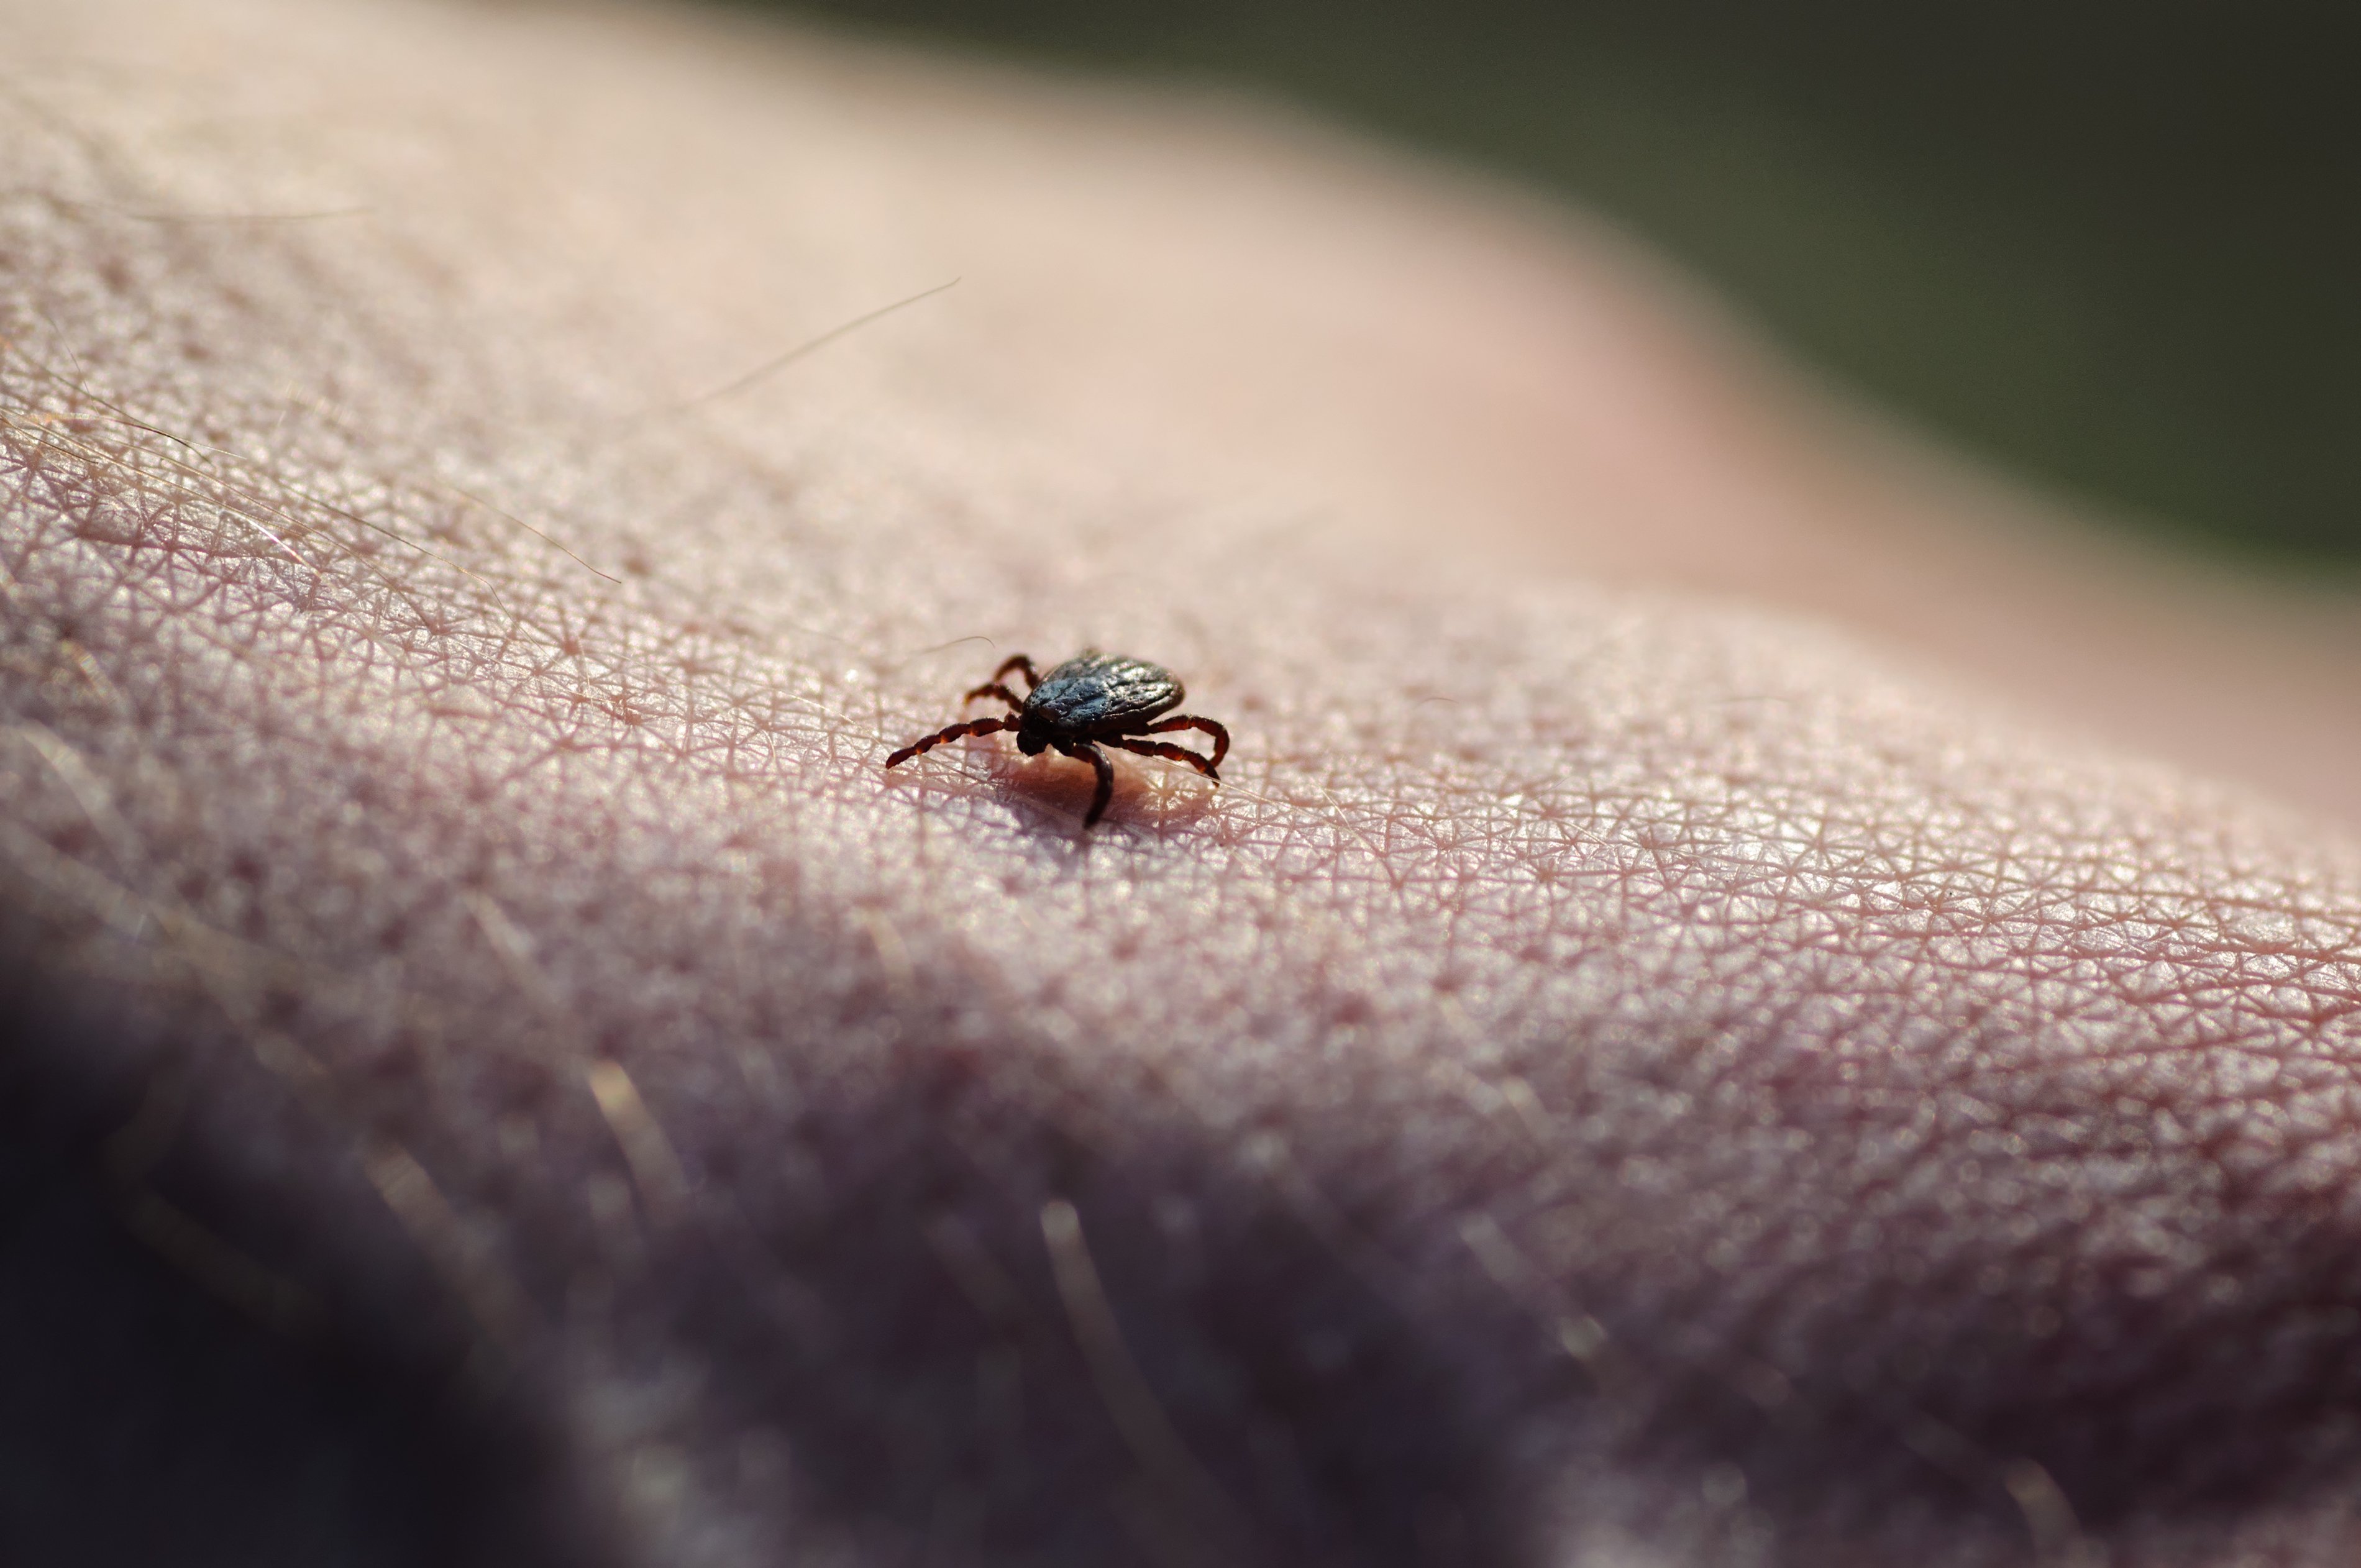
(756, 0, 2357, 567)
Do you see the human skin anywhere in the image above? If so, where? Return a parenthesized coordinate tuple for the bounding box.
(7, 1, 2361, 1566)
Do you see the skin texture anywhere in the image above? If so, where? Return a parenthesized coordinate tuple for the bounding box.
(6, 1, 2361, 1566)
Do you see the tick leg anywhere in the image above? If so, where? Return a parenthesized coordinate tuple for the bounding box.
(960, 681, 1026, 713)
(1108, 736, 1220, 783)
(1144, 714, 1228, 771)
(990, 654, 1040, 693)
(1059, 740, 1117, 827)
(884, 716, 1011, 769)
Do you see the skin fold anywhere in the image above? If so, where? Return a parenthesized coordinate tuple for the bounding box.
(5, 0, 2361, 1564)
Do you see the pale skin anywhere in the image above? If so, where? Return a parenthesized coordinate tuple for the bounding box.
(6, 1, 2361, 1565)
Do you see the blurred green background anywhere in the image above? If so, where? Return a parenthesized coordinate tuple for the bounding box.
(755, 0, 2357, 567)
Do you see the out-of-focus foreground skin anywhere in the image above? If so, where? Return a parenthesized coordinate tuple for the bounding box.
(8, 1, 2361, 1566)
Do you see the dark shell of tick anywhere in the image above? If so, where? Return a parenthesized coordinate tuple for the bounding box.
(1013, 651, 1184, 754)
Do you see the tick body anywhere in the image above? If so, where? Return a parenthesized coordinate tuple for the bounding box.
(885, 652, 1229, 827)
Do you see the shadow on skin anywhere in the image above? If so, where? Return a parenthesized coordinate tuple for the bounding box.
(655, 1044, 1528, 1566)
(890, 736, 1225, 838)
(18, 916, 2361, 1567)
(0, 969, 612, 1568)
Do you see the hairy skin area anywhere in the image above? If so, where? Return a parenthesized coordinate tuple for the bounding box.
(6, 1, 2361, 1565)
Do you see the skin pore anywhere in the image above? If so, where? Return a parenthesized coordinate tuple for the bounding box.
(6, 0, 2361, 1564)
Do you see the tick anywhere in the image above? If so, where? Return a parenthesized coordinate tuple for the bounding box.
(884, 651, 1230, 827)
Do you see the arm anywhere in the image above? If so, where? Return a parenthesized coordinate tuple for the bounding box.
(5, 1, 2359, 1564)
